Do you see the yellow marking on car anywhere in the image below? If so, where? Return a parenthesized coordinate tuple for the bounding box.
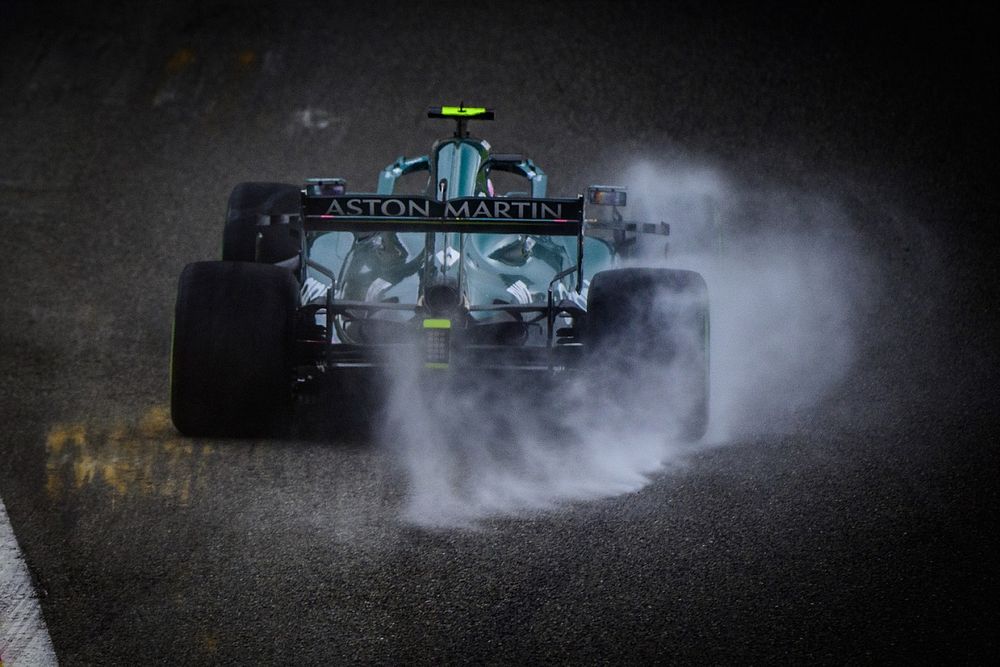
(440, 105, 487, 117)
(424, 319, 451, 369)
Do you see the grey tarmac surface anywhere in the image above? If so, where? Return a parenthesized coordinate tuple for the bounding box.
(1, 1, 997, 663)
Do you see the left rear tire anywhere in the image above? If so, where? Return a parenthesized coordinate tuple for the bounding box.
(170, 261, 298, 437)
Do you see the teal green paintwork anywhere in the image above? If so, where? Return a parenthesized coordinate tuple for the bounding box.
(377, 139, 547, 199)
(377, 155, 430, 195)
(306, 129, 616, 345)
(433, 140, 489, 199)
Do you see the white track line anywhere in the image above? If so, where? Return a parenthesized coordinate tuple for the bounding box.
(0, 498, 57, 666)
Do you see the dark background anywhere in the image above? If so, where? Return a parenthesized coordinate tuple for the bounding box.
(0, 1, 997, 663)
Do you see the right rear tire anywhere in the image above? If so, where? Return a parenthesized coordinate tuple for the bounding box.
(586, 267, 710, 441)
(170, 261, 299, 437)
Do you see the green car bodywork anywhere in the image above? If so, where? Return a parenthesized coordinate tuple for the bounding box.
(169, 107, 710, 439)
(304, 123, 615, 350)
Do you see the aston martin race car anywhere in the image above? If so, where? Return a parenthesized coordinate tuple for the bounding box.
(169, 106, 709, 439)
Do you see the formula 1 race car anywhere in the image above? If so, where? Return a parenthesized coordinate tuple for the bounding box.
(170, 106, 709, 439)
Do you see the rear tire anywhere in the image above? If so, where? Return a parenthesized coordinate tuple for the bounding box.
(586, 268, 710, 441)
(222, 182, 301, 263)
(170, 261, 299, 437)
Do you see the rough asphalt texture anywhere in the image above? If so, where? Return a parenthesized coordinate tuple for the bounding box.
(1, 1, 997, 663)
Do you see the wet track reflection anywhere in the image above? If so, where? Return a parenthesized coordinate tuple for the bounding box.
(45, 407, 214, 507)
(38, 401, 401, 556)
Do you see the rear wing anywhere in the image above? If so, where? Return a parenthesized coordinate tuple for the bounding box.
(302, 194, 584, 236)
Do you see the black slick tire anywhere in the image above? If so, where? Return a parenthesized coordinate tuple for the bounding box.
(586, 268, 710, 441)
(170, 261, 298, 437)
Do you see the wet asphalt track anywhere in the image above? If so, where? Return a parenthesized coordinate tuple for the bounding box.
(1, 1, 998, 663)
